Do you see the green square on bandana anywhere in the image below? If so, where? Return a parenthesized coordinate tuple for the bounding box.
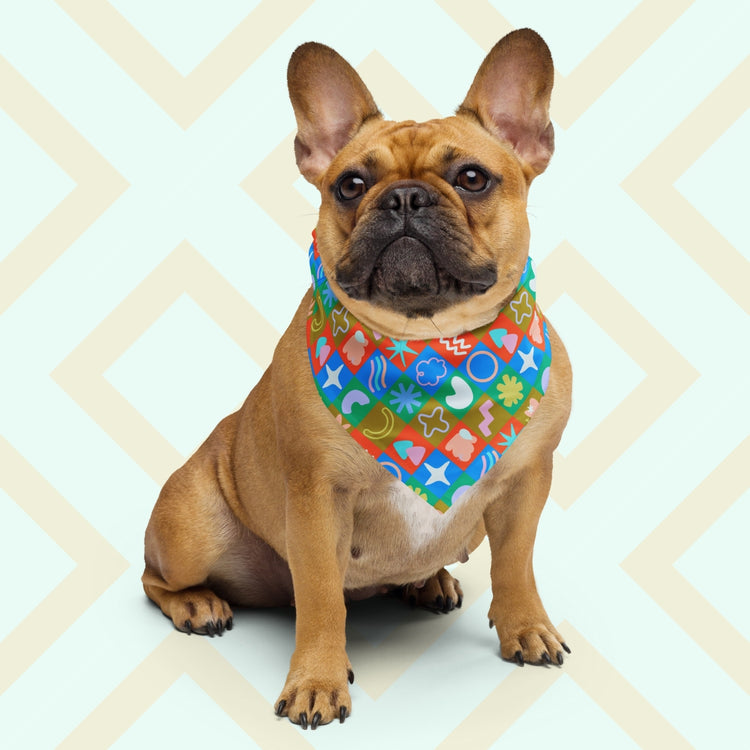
(384, 374, 429, 423)
(434, 373, 483, 419)
(331, 376, 373, 428)
(490, 365, 529, 416)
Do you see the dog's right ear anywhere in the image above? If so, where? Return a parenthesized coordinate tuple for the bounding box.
(288, 43, 381, 185)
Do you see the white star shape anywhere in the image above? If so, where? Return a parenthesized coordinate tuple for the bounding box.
(323, 363, 344, 389)
(518, 346, 538, 373)
(424, 461, 450, 486)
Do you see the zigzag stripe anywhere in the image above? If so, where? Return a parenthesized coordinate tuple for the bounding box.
(478, 399, 494, 437)
(440, 336, 471, 356)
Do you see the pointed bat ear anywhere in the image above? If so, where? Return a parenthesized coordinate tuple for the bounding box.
(459, 29, 554, 179)
(287, 43, 381, 185)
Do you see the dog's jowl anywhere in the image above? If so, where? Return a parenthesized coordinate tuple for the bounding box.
(142, 29, 572, 730)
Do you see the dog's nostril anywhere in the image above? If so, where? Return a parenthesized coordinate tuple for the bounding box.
(380, 184, 434, 212)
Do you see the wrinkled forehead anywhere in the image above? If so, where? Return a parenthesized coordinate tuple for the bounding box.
(332, 117, 523, 182)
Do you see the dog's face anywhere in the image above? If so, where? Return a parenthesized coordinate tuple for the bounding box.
(288, 30, 554, 339)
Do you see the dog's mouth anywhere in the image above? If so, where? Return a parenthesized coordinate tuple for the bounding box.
(337, 235, 496, 318)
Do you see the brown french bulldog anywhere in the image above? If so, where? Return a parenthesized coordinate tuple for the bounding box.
(142, 28, 572, 729)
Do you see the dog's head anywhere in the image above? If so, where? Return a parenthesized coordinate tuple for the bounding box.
(288, 29, 554, 339)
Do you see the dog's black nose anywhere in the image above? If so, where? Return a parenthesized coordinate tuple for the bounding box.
(378, 181, 436, 212)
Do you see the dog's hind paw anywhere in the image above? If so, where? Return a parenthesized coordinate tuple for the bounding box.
(401, 567, 463, 613)
(161, 587, 234, 637)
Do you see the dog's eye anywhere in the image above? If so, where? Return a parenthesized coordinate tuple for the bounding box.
(454, 168, 489, 193)
(336, 174, 367, 201)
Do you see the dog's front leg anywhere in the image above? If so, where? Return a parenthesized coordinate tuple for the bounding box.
(275, 478, 353, 729)
(483, 458, 569, 667)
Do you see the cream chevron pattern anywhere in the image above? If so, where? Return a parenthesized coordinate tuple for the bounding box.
(0, 1, 747, 748)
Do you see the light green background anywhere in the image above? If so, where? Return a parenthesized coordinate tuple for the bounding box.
(1, 1, 748, 748)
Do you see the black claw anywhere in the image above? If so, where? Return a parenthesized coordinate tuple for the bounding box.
(457, 595, 463, 609)
(311, 712, 322, 730)
(206, 622, 216, 637)
(541, 652, 552, 665)
(489, 619, 494, 629)
(435, 595, 444, 610)
(339, 706, 347, 723)
(347, 668, 355, 684)
(299, 712, 308, 730)
(275, 700, 286, 717)
(226, 617, 233, 631)
(445, 597, 454, 611)
(515, 650, 525, 667)
(184, 620, 192, 635)
(562, 642, 571, 654)
(557, 651, 564, 666)
(216, 619, 224, 636)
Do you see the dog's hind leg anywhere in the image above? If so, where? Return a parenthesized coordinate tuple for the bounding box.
(142, 459, 237, 635)
(141, 411, 250, 636)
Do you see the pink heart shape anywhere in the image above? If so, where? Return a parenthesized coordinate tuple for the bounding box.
(318, 344, 331, 365)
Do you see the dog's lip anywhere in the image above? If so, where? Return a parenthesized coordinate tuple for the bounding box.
(373, 236, 439, 296)
(336, 235, 496, 299)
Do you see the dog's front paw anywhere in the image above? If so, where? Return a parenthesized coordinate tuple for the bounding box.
(402, 567, 463, 613)
(275, 653, 354, 729)
(488, 601, 570, 666)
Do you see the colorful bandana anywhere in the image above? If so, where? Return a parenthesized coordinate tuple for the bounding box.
(306, 235, 551, 513)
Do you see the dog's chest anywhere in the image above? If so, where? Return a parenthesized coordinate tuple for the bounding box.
(344, 478, 485, 588)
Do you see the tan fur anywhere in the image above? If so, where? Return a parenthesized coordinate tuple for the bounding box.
(143, 29, 572, 729)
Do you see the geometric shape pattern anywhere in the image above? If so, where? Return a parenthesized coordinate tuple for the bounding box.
(548, 293, 645, 458)
(57, 632, 311, 749)
(108, 0, 262, 77)
(675, 110, 750, 259)
(490, 675, 641, 750)
(622, 57, 750, 314)
(435, 0, 695, 127)
(0, 439, 128, 696)
(538, 243, 698, 508)
(0, 108, 74, 262)
(2, 1, 748, 746)
(52, 242, 279, 485)
(676, 486, 750, 640)
(622, 438, 750, 694)
(438, 621, 692, 749)
(0, 57, 128, 314)
(104, 293, 263, 456)
(111, 674, 264, 749)
(56, 0, 315, 128)
(0, 488, 74, 642)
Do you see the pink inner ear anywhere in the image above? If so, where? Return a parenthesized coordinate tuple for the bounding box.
(460, 29, 554, 176)
(491, 112, 554, 176)
(288, 44, 381, 183)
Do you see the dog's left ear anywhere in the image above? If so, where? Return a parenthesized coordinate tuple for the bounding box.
(288, 43, 381, 185)
(459, 29, 554, 178)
